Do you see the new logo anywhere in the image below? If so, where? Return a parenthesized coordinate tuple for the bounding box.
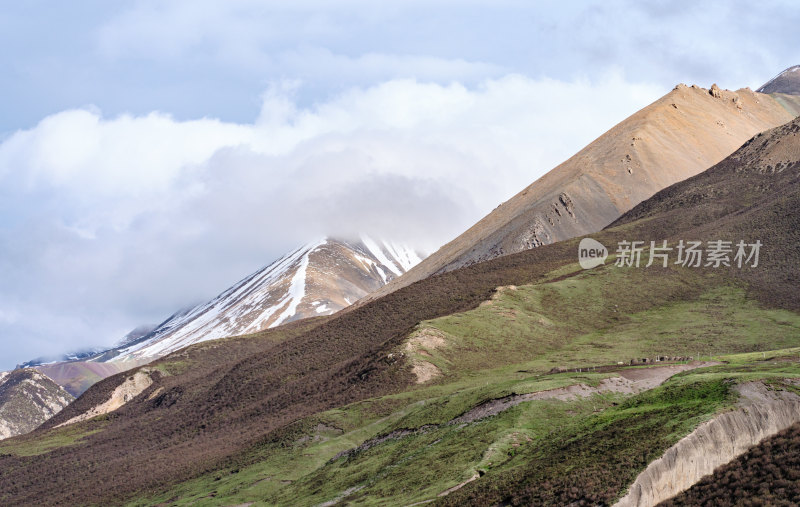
(578, 238, 608, 269)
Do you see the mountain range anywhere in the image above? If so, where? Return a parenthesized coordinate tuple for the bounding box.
(23, 237, 421, 400)
(4, 111, 797, 506)
(0, 67, 799, 505)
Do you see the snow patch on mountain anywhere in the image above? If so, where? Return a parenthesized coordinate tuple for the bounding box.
(271, 239, 320, 328)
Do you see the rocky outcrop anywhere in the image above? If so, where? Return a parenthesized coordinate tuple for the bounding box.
(0, 369, 74, 440)
(404, 327, 448, 383)
(56, 370, 154, 427)
(614, 382, 800, 507)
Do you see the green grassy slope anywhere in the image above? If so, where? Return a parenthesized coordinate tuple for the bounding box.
(130, 349, 800, 506)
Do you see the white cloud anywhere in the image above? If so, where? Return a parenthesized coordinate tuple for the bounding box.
(90, 0, 800, 96)
(0, 74, 662, 368)
(2, 110, 252, 193)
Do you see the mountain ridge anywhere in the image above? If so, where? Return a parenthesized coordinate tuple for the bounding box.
(757, 65, 800, 95)
(106, 236, 422, 362)
(24, 236, 423, 398)
(361, 83, 797, 303)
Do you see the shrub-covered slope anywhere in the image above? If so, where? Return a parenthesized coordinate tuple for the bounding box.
(660, 421, 800, 506)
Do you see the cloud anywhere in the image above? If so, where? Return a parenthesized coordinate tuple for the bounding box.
(0, 74, 661, 368)
(3, 1, 796, 138)
(91, 0, 800, 94)
(95, 0, 505, 84)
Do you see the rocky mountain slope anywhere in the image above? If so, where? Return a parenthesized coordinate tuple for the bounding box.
(758, 65, 800, 118)
(2, 116, 798, 505)
(758, 65, 800, 95)
(364, 83, 797, 301)
(104, 237, 421, 363)
(0, 369, 73, 440)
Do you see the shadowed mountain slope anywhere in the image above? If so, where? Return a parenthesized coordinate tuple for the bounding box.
(758, 65, 800, 95)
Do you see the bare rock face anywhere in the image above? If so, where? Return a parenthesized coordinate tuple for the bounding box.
(614, 382, 800, 507)
(365, 84, 797, 302)
(56, 370, 154, 428)
(0, 369, 74, 440)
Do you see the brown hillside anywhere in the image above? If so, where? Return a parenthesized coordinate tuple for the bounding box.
(364, 85, 797, 302)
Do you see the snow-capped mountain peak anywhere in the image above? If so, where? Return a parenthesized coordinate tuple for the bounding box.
(108, 237, 423, 362)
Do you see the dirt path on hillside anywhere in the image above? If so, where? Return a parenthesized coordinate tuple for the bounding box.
(450, 361, 718, 425)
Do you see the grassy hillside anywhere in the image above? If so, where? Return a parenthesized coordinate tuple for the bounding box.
(127, 349, 800, 506)
(118, 202, 800, 504)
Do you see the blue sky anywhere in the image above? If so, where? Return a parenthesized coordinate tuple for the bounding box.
(3, 0, 796, 134)
(0, 0, 797, 368)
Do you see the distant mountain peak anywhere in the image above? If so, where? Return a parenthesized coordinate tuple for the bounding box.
(107, 236, 423, 362)
(757, 65, 800, 95)
(0, 368, 73, 440)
